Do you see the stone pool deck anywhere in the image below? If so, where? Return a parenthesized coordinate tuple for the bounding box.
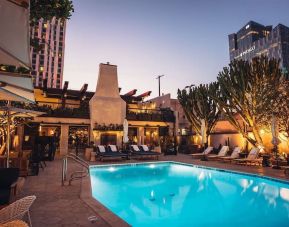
(20, 153, 289, 226)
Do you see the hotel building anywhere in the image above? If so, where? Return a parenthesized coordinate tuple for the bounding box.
(18, 63, 180, 155)
(30, 17, 66, 88)
(229, 21, 289, 72)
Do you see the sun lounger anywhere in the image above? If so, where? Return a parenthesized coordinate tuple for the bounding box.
(219, 147, 241, 162)
(140, 145, 160, 155)
(130, 145, 160, 160)
(232, 147, 262, 165)
(107, 145, 119, 152)
(207, 146, 229, 160)
(97, 145, 126, 161)
(190, 146, 213, 159)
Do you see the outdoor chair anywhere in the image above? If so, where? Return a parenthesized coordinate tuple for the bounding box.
(130, 145, 160, 160)
(97, 145, 126, 161)
(107, 145, 120, 152)
(0, 168, 19, 205)
(207, 146, 230, 160)
(190, 146, 213, 159)
(232, 147, 261, 165)
(140, 145, 160, 155)
(140, 145, 160, 159)
(219, 147, 241, 162)
(0, 195, 36, 227)
(107, 145, 128, 158)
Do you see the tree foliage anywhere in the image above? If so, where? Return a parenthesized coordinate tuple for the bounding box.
(30, 0, 74, 25)
(177, 83, 221, 146)
(274, 74, 289, 140)
(215, 56, 284, 147)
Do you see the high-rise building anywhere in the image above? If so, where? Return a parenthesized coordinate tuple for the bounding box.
(30, 17, 66, 88)
(229, 21, 289, 72)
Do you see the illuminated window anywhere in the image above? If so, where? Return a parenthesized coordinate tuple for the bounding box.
(40, 66, 44, 72)
(43, 23, 48, 28)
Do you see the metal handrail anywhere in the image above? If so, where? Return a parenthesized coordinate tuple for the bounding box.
(62, 153, 89, 186)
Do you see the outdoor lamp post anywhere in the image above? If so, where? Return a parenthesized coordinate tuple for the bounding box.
(156, 75, 164, 96)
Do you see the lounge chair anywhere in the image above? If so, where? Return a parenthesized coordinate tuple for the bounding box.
(0, 195, 36, 226)
(207, 146, 229, 160)
(97, 145, 126, 161)
(219, 147, 241, 162)
(107, 145, 128, 159)
(140, 145, 159, 154)
(232, 147, 261, 165)
(130, 145, 160, 160)
(190, 146, 213, 159)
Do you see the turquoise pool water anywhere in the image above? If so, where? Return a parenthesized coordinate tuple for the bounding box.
(90, 162, 289, 226)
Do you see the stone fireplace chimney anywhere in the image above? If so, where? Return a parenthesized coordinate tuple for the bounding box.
(89, 63, 126, 139)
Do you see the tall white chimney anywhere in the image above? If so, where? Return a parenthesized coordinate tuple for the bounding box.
(89, 63, 126, 135)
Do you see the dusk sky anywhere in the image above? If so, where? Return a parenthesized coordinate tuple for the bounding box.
(63, 0, 289, 98)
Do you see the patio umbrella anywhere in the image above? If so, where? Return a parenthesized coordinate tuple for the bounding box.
(0, 106, 44, 167)
(0, 72, 36, 167)
(0, 0, 31, 68)
(201, 119, 207, 147)
(123, 119, 129, 143)
(0, 72, 35, 103)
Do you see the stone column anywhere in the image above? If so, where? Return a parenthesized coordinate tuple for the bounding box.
(60, 125, 69, 156)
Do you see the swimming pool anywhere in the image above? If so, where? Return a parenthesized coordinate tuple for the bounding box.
(90, 162, 289, 226)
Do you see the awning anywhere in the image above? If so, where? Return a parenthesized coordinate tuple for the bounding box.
(0, 72, 35, 103)
(0, 0, 31, 68)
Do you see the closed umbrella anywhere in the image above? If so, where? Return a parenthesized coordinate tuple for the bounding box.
(123, 119, 129, 143)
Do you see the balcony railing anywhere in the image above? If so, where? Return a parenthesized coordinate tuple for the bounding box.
(126, 108, 175, 122)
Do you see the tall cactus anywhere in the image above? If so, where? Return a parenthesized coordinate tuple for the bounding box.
(274, 73, 289, 141)
(177, 82, 220, 146)
(215, 56, 283, 147)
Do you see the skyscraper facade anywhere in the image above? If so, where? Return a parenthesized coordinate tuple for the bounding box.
(229, 21, 289, 72)
(30, 17, 66, 88)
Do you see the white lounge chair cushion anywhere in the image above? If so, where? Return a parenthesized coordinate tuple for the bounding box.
(204, 147, 213, 155)
(132, 145, 140, 151)
(109, 145, 117, 152)
(98, 145, 106, 153)
(231, 147, 241, 158)
(247, 147, 259, 160)
(141, 145, 149, 152)
(218, 146, 229, 156)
